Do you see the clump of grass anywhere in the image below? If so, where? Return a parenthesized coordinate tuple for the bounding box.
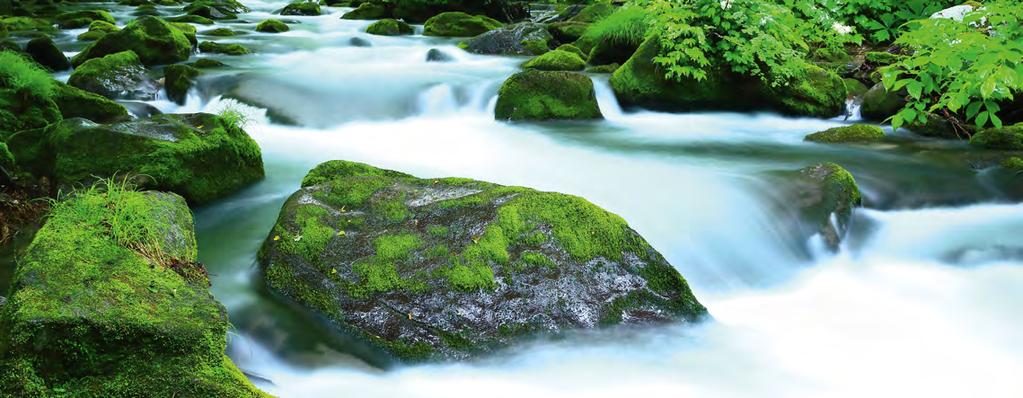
(0, 50, 55, 100)
(579, 6, 652, 47)
(217, 102, 250, 129)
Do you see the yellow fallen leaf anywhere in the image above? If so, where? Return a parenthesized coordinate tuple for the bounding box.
(273, 235, 280, 241)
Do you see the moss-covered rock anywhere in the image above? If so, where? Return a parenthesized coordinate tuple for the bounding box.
(55, 9, 115, 29)
(0, 51, 62, 135)
(843, 78, 869, 98)
(8, 113, 264, 204)
(199, 41, 250, 55)
(465, 22, 553, 56)
(568, 1, 615, 23)
(805, 124, 885, 143)
(0, 187, 267, 397)
(167, 14, 216, 25)
(184, 0, 250, 20)
(860, 83, 905, 122)
(586, 63, 620, 74)
(281, 1, 321, 16)
(171, 21, 199, 46)
(77, 20, 120, 41)
(164, 64, 200, 105)
(52, 82, 131, 123)
(68, 51, 158, 100)
(522, 49, 586, 71)
(548, 21, 588, 43)
(495, 70, 602, 121)
(970, 123, 1023, 150)
(388, 0, 527, 23)
(423, 12, 502, 37)
(72, 16, 193, 67)
(341, 2, 389, 20)
(0, 16, 54, 33)
(767, 64, 847, 118)
(259, 160, 707, 362)
(556, 43, 586, 59)
(256, 19, 289, 33)
(786, 162, 862, 251)
(365, 18, 413, 36)
(24, 36, 69, 72)
(192, 58, 229, 68)
(202, 27, 238, 37)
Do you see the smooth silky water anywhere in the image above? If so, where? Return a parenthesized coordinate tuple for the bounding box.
(47, 2, 1021, 396)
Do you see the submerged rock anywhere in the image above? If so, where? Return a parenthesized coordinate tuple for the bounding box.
(25, 36, 69, 72)
(523, 49, 586, 71)
(68, 51, 159, 100)
(423, 12, 502, 37)
(495, 70, 602, 121)
(786, 163, 862, 251)
(259, 160, 707, 361)
(0, 188, 267, 397)
(805, 124, 885, 143)
(164, 64, 201, 105)
(426, 48, 454, 62)
(366, 18, 413, 36)
(7, 113, 264, 204)
(465, 22, 553, 56)
(72, 16, 193, 67)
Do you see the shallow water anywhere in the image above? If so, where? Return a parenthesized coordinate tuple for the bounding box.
(40, 1, 1023, 396)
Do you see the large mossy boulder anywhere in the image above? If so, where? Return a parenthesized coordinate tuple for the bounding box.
(184, 0, 250, 20)
(423, 12, 502, 37)
(164, 64, 201, 105)
(258, 160, 707, 361)
(72, 16, 193, 67)
(0, 187, 267, 397)
(281, 1, 321, 16)
(77, 20, 120, 41)
(341, 2, 389, 20)
(465, 22, 553, 56)
(970, 123, 1023, 150)
(52, 82, 131, 123)
(366, 18, 413, 36)
(611, 36, 846, 117)
(523, 49, 586, 71)
(55, 9, 115, 29)
(199, 41, 250, 55)
(68, 50, 158, 100)
(495, 70, 602, 121)
(7, 113, 264, 204)
(256, 19, 290, 33)
(860, 83, 905, 121)
(25, 36, 69, 72)
(785, 163, 862, 251)
(804, 124, 885, 143)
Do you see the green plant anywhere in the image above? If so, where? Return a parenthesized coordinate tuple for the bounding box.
(0, 50, 55, 101)
(579, 5, 653, 47)
(881, 1, 1023, 132)
(217, 102, 250, 129)
(830, 0, 955, 43)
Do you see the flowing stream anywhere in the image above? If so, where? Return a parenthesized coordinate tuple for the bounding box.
(36, 1, 1023, 396)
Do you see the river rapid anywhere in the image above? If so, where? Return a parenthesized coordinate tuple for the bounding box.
(41, 1, 1023, 397)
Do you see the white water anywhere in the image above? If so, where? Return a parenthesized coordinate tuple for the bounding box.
(137, 2, 1023, 397)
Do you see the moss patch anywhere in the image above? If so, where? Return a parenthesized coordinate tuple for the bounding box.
(523, 49, 586, 71)
(971, 123, 1023, 150)
(423, 12, 502, 37)
(256, 19, 289, 33)
(805, 124, 885, 143)
(495, 70, 602, 120)
(366, 18, 413, 36)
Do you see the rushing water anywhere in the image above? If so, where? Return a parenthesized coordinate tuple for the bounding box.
(31, 1, 1023, 396)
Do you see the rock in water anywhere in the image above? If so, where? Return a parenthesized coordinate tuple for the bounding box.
(495, 70, 602, 121)
(366, 18, 413, 36)
(72, 16, 193, 67)
(7, 113, 264, 204)
(280, 1, 321, 16)
(164, 64, 201, 105)
(804, 124, 885, 144)
(259, 160, 707, 362)
(465, 22, 553, 56)
(52, 82, 131, 123)
(67, 51, 158, 100)
(423, 12, 502, 37)
(783, 163, 862, 251)
(0, 188, 267, 397)
(25, 36, 70, 71)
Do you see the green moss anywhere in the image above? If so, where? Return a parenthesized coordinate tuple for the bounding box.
(865, 51, 904, 67)
(52, 82, 130, 123)
(281, 1, 321, 15)
(423, 12, 502, 37)
(556, 43, 586, 59)
(72, 16, 193, 67)
(366, 18, 413, 36)
(0, 51, 62, 134)
(518, 251, 554, 269)
(275, 205, 335, 264)
(199, 41, 250, 55)
(520, 37, 551, 55)
(0, 141, 13, 171)
(610, 36, 736, 111)
(56, 10, 115, 29)
(970, 123, 1023, 150)
(444, 261, 496, 291)
(586, 63, 620, 74)
(1001, 156, 1023, 172)
(67, 50, 146, 98)
(77, 20, 120, 41)
(522, 49, 586, 71)
(202, 27, 238, 36)
(549, 21, 589, 43)
(341, 2, 389, 20)
(843, 78, 869, 98)
(0, 185, 266, 397)
(302, 159, 412, 187)
(495, 70, 602, 121)
(373, 194, 411, 223)
(427, 225, 450, 237)
(375, 233, 422, 261)
(768, 63, 847, 118)
(168, 14, 216, 25)
(256, 19, 289, 33)
(568, 1, 615, 23)
(0, 17, 54, 33)
(805, 124, 885, 143)
(164, 64, 201, 105)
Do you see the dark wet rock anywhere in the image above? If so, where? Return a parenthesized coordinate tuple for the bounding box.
(118, 100, 164, 118)
(280, 1, 321, 16)
(495, 70, 602, 121)
(72, 16, 193, 67)
(191, 58, 229, 68)
(164, 64, 201, 105)
(68, 51, 158, 101)
(805, 124, 885, 144)
(426, 48, 454, 62)
(7, 113, 264, 204)
(349, 37, 372, 47)
(168, 14, 216, 25)
(465, 22, 553, 56)
(256, 19, 290, 33)
(52, 82, 131, 123)
(860, 83, 905, 122)
(366, 18, 413, 36)
(184, 0, 250, 20)
(25, 36, 69, 71)
(0, 188, 266, 397)
(782, 163, 862, 251)
(55, 9, 115, 29)
(258, 160, 707, 362)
